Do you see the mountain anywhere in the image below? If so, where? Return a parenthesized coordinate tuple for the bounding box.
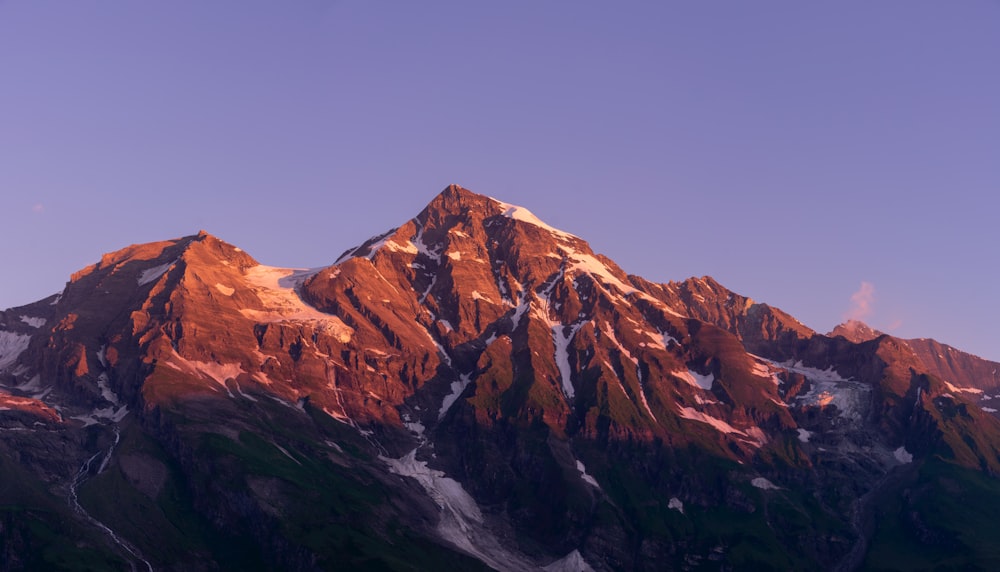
(829, 319, 1000, 408)
(2, 184, 1000, 571)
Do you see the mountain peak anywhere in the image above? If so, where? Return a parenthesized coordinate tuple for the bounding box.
(418, 184, 500, 222)
(828, 319, 885, 343)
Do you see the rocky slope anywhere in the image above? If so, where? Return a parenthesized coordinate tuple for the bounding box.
(1, 185, 999, 571)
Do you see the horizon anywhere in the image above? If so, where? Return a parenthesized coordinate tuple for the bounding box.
(1, 2, 997, 361)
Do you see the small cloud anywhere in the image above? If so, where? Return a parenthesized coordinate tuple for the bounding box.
(31, 203, 44, 213)
(886, 319, 903, 332)
(844, 281, 875, 323)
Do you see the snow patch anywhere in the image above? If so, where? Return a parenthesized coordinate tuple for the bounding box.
(893, 446, 913, 464)
(412, 226, 443, 262)
(575, 460, 601, 489)
(983, 407, 998, 413)
(335, 228, 415, 262)
(668, 497, 684, 514)
(404, 420, 426, 436)
(553, 323, 584, 399)
(137, 261, 174, 286)
(676, 406, 744, 435)
(944, 381, 984, 395)
(0, 332, 31, 371)
(19, 316, 46, 328)
(214, 283, 235, 296)
(751, 477, 780, 490)
(97, 373, 119, 405)
(599, 324, 658, 422)
(676, 406, 766, 447)
(382, 449, 529, 570)
(566, 251, 636, 295)
(510, 300, 530, 330)
(71, 405, 129, 426)
(492, 199, 577, 241)
(749, 357, 784, 386)
(162, 353, 243, 397)
(797, 428, 812, 443)
(675, 370, 714, 390)
(439, 374, 472, 420)
(543, 549, 595, 572)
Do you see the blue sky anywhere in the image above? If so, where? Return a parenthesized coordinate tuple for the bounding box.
(1, 2, 998, 360)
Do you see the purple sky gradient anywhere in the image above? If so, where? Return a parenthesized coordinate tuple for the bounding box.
(1, 2, 998, 360)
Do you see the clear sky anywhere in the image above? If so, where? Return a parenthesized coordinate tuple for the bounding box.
(1, 2, 998, 361)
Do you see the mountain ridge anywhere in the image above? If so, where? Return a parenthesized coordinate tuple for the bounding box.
(1, 184, 1000, 571)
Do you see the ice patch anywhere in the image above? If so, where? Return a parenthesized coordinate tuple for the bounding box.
(751, 477, 780, 490)
(19, 316, 46, 328)
(668, 497, 684, 514)
(137, 261, 174, 286)
(0, 331, 31, 371)
(893, 446, 913, 464)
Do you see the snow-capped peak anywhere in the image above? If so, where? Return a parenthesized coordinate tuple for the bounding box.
(491, 198, 578, 241)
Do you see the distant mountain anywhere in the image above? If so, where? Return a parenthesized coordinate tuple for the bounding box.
(830, 319, 1000, 397)
(2, 185, 999, 571)
(829, 319, 885, 344)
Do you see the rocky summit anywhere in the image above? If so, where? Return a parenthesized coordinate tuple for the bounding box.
(2, 185, 1000, 571)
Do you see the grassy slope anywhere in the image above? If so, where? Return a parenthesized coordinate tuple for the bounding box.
(78, 401, 490, 571)
(0, 450, 127, 571)
(865, 456, 1000, 571)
